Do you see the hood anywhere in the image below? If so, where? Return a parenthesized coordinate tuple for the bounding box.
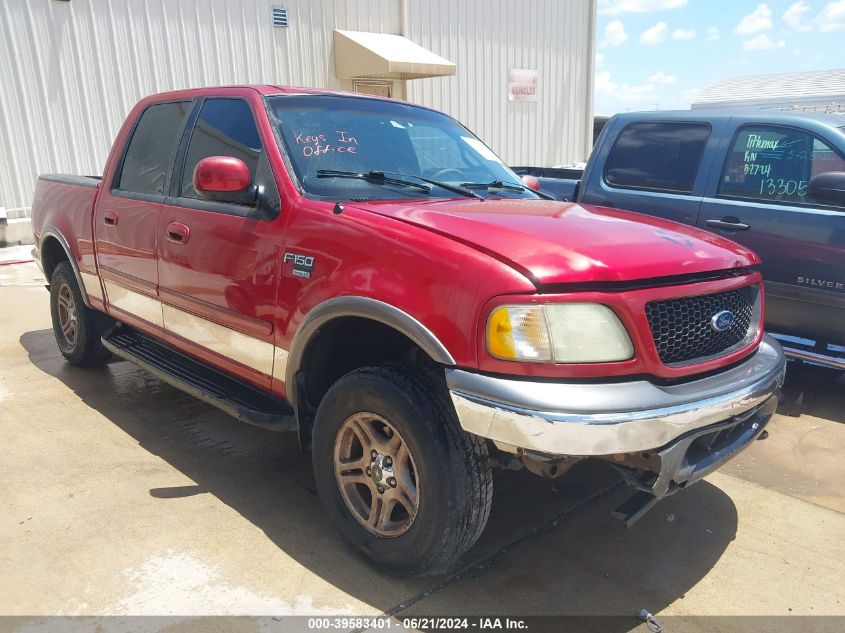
(349, 198, 760, 285)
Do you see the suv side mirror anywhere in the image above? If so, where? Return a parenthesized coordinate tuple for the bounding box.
(807, 171, 845, 207)
(193, 156, 257, 206)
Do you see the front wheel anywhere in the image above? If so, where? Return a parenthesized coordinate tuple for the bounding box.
(312, 364, 493, 576)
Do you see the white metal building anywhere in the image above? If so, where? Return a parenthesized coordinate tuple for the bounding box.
(692, 67, 845, 112)
(0, 0, 596, 216)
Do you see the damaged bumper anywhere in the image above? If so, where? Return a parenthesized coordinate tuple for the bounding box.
(448, 334, 785, 523)
(447, 334, 785, 458)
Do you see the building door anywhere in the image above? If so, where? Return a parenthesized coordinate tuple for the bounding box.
(353, 81, 393, 98)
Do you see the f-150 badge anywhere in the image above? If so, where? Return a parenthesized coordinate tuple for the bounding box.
(283, 252, 315, 279)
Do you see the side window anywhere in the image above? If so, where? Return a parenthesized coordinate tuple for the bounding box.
(718, 125, 845, 206)
(180, 98, 265, 200)
(604, 122, 711, 193)
(118, 101, 191, 195)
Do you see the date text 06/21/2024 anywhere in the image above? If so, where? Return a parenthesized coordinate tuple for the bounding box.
(306, 617, 529, 630)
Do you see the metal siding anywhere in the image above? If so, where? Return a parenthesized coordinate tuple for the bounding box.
(404, 0, 594, 167)
(0, 0, 591, 211)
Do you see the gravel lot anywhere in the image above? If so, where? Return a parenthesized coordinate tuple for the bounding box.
(1, 251, 843, 631)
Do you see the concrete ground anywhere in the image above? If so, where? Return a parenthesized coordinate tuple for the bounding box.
(1, 254, 844, 630)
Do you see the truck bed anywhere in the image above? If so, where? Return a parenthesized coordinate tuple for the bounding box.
(31, 173, 103, 302)
(39, 174, 102, 188)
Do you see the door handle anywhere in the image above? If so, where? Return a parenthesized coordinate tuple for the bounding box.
(705, 217, 750, 231)
(103, 210, 119, 226)
(166, 222, 190, 245)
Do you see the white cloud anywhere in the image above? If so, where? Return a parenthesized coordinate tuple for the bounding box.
(649, 71, 678, 84)
(601, 20, 629, 47)
(735, 4, 773, 35)
(595, 70, 655, 98)
(599, 0, 686, 15)
(783, 1, 812, 30)
(706, 26, 720, 40)
(818, 0, 845, 31)
(683, 87, 702, 102)
(595, 70, 617, 94)
(742, 33, 787, 49)
(640, 21, 669, 44)
(595, 52, 605, 66)
(595, 70, 695, 113)
(672, 28, 696, 39)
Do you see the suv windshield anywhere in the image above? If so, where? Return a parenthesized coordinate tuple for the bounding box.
(267, 94, 539, 200)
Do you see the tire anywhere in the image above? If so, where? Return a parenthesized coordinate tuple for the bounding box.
(312, 364, 493, 576)
(49, 261, 113, 367)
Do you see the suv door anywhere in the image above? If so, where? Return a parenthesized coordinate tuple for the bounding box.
(95, 100, 192, 331)
(579, 119, 715, 225)
(157, 95, 283, 389)
(699, 123, 845, 345)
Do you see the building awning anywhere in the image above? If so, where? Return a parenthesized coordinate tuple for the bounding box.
(333, 30, 456, 80)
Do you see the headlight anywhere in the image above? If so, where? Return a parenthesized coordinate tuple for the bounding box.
(487, 303, 634, 363)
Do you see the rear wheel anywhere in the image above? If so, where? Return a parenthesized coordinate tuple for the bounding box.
(312, 364, 493, 576)
(50, 262, 113, 367)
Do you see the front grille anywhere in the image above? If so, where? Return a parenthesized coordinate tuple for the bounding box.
(645, 285, 757, 365)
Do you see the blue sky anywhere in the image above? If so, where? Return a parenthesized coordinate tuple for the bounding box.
(595, 0, 845, 114)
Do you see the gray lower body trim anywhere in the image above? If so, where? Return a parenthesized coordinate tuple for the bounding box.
(447, 334, 786, 456)
(285, 295, 457, 403)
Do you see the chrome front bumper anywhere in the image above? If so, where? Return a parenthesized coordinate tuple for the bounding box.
(447, 334, 786, 457)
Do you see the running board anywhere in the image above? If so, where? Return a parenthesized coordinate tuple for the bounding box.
(101, 326, 297, 432)
(781, 345, 845, 371)
(770, 333, 845, 370)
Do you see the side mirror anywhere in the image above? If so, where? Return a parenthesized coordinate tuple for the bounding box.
(807, 171, 845, 207)
(520, 174, 541, 192)
(193, 156, 257, 205)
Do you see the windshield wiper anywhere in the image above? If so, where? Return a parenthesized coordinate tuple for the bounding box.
(315, 169, 483, 201)
(460, 179, 526, 192)
(314, 169, 431, 192)
(402, 173, 484, 200)
(460, 178, 558, 201)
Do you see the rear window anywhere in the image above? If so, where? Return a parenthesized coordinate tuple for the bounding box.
(604, 121, 711, 194)
(118, 101, 191, 195)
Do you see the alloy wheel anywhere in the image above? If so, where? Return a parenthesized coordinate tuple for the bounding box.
(333, 411, 420, 537)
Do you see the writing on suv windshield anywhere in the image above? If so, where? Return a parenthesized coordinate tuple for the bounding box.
(267, 94, 538, 201)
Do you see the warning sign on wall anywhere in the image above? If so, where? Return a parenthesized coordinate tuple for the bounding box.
(508, 68, 538, 102)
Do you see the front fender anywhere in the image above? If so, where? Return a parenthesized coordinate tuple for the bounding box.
(284, 295, 457, 400)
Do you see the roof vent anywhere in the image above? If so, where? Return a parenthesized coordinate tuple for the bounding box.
(272, 6, 289, 28)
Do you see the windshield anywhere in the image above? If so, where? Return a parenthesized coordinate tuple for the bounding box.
(267, 94, 539, 200)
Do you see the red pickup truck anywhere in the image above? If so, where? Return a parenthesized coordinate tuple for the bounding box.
(32, 86, 786, 575)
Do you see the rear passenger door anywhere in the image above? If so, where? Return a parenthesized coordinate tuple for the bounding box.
(579, 119, 715, 226)
(95, 100, 192, 332)
(698, 123, 845, 337)
(157, 96, 283, 390)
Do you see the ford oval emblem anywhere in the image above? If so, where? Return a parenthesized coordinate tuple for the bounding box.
(711, 310, 735, 332)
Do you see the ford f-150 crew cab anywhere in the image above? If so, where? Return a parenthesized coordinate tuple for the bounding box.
(516, 110, 845, 369)
(32, 86, 786, 576)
